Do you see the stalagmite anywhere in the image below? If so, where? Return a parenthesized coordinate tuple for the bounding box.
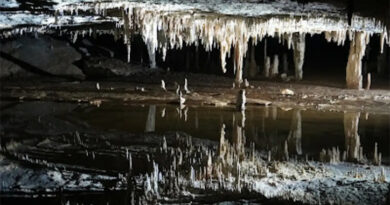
(346, 32, 368, 89)
(344, 112, 361, 161)
(179, 91, 186, 108)
(96, 82, 100, 90)
(184, 78, 190, 94)
(283, 53, 288, 74)
(145, 105, 156, 132)
(284, 140, 289, 161)
(378, 167, 386, 183)
(373, 142, 382, 165)
(175, 85, 180, 96)
(248, 43, 257, 78)
(161, 80, 166, 91)
(374, 142, 378, 165)
(365, 73, 371, 90)
(264, 57, 270, 78)
(267, 150, 271, 162)
(271, 55, 279, 77)
(292, 33, 305, 80)
(244, 79, 250, 88)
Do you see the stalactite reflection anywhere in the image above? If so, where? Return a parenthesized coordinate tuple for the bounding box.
(288, 109, 302, 155)
(145, 105, 156, 132)
(343, 111, 361, 161)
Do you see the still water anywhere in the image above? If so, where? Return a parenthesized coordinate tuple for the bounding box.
(68, 102, 390, 160)
(0, 101, 389, 204)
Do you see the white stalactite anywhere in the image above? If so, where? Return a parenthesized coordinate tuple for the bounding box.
(379, 31, 387, 54)
(38, 1, 386, 83)
(147, 40, 157, 69)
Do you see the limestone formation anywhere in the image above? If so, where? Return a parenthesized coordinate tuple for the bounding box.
(346, 32, 368, 89)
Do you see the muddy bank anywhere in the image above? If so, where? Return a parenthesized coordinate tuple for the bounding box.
(1, 72, 390, 115)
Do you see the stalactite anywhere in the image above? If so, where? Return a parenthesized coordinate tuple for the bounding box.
(324, 31, 347, 46)
(234, 41, 246, 86)
(283, 33, 293, 49)
(292, 33, 305, 80)
(147, 41, 157, 69)
(380, 32, 386, 53)
(346, 32, 368, 89)
(271, 55, 279, 77)
(3, 1, 380, 80)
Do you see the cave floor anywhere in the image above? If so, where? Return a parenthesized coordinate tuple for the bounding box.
(1, 71, 390, 114)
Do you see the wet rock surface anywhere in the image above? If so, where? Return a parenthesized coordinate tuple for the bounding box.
(82, 57, 163, 78)
(0, 36, 84, 79)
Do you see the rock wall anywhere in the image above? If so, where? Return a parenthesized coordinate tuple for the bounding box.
(0, 36, 84, 79)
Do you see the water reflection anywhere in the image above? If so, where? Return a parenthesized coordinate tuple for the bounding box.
(344, 112, 361, 162)
(145, 105, 156, 132)
(0, 101, 389, 204)
(287, 109, 302, 155)
(1, 101, 389, 162)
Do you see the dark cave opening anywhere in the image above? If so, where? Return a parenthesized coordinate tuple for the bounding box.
(67, 32, 389, 89)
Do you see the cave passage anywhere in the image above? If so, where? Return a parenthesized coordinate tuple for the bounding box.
(1, 1, 390, 205)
